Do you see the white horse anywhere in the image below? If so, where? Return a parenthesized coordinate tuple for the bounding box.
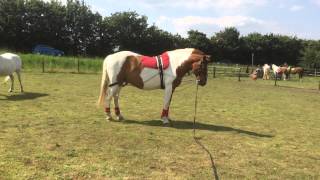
(97, 48, 211, 125)
(0, 53, 24, 92)
(262, 64, 270, 80)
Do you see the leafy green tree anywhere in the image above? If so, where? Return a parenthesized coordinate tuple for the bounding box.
(187, 30, 212, 54)
(65, 0, 103, 55)
(210, 27, 241, 63)
(300, 40, 320, 68)
(103, 11, 149, 53)
(141, 25, 188, 55)
(0, 0, 26, 50)
(241, 33, 264, 64)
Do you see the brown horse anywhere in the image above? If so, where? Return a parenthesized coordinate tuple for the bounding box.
(287, 66, 304, 80)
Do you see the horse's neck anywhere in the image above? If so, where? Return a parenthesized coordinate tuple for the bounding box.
(169, 50, 195, 77)
(175, 60, 192, 77)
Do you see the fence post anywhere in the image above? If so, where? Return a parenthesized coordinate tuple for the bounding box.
(315, 68, 317, 77)
(274, 73, 277, 86)
(77, 58, 80, 73)
(42, 58, 45, 73)
(213, 66, 216, 78)
(238, 68, 241, 82)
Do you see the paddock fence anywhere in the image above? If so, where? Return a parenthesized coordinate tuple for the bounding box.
(207, 64, 320, 80)
(19, 54, 320, 80)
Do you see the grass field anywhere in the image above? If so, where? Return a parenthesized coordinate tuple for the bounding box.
(0, 72, 319, 179)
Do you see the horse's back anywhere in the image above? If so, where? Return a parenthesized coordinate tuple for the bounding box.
(102, 51, 140, 82)
(0, 53, 22, 75)
(103, 51, 140, 70)
(166, 48, 195, 70)
(104, 51, 139, 63)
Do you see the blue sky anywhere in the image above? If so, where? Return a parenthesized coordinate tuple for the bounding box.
(53, 0, 320, 39)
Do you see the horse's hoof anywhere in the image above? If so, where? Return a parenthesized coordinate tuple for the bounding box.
(163, 121, 173, 127)
(116, 115, 124, 121)
(105, 114, 113, 121)
(162, 117, 173, 127)
(163, 122, 171, 127)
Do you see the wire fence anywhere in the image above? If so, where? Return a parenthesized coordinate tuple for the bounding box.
(207, 64, 320, 80)
(19, 54, 320, 90)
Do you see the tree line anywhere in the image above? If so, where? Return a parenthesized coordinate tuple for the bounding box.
(0, 0, 319, 67)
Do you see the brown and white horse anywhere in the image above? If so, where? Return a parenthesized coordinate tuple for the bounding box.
(272, 64, 288, 80)
(97, 48, 211, 125)
(287, 66, 304, 80)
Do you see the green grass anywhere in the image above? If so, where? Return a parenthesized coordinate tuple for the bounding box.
(0, 72, 319, 179)
(19, 54, 103, 73)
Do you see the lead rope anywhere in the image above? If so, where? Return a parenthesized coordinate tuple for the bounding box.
(193, 82, 219, 180)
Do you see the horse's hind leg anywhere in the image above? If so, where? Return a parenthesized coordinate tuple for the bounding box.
(104, 85, 120, 120)
(16, 71, 24, 92)
(104, 88, 113, 120)
(8, 74, 14, 92)
(113, 87, 124, 121)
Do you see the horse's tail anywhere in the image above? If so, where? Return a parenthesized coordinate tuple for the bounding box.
(3, 76, 10, 84)
(97, 60, 109, 107)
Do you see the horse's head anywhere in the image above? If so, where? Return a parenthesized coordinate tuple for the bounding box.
(192, 55, 211, 86)
(271, 64, 278, 70)
(263, 64, 270, 70)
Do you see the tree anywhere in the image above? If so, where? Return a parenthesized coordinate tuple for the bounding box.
(103, 11, 149, 53)
(300, 40, 320, 68)
(241, 33, 264, 64)
(65, 0, 103, 55)
(0, 0, 26, 50)
(211, 27, 241, 63)
(187, 30, 212, 54)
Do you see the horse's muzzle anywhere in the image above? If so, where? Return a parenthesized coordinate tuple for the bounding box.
(197, 80, 207, 86)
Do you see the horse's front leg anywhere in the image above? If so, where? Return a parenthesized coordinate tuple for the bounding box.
(161, 84, 173, 125)
(283, 73, 287, 80)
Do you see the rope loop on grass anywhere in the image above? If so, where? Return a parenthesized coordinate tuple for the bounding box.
(193, 82, 219, 180)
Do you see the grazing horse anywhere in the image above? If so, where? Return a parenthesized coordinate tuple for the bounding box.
(262, 64, 270, 80)
(287, 66, 304, 80)
(0, 53, 24, 92)
(271, 64, 288, 80)
(97, 48, 211, 125)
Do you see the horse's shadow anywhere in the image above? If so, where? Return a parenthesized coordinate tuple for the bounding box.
(123, 119, 273, 138)
(0, 92, 49, 101)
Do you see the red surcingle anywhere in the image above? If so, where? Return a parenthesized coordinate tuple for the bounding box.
(141, 52, 169, 70)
